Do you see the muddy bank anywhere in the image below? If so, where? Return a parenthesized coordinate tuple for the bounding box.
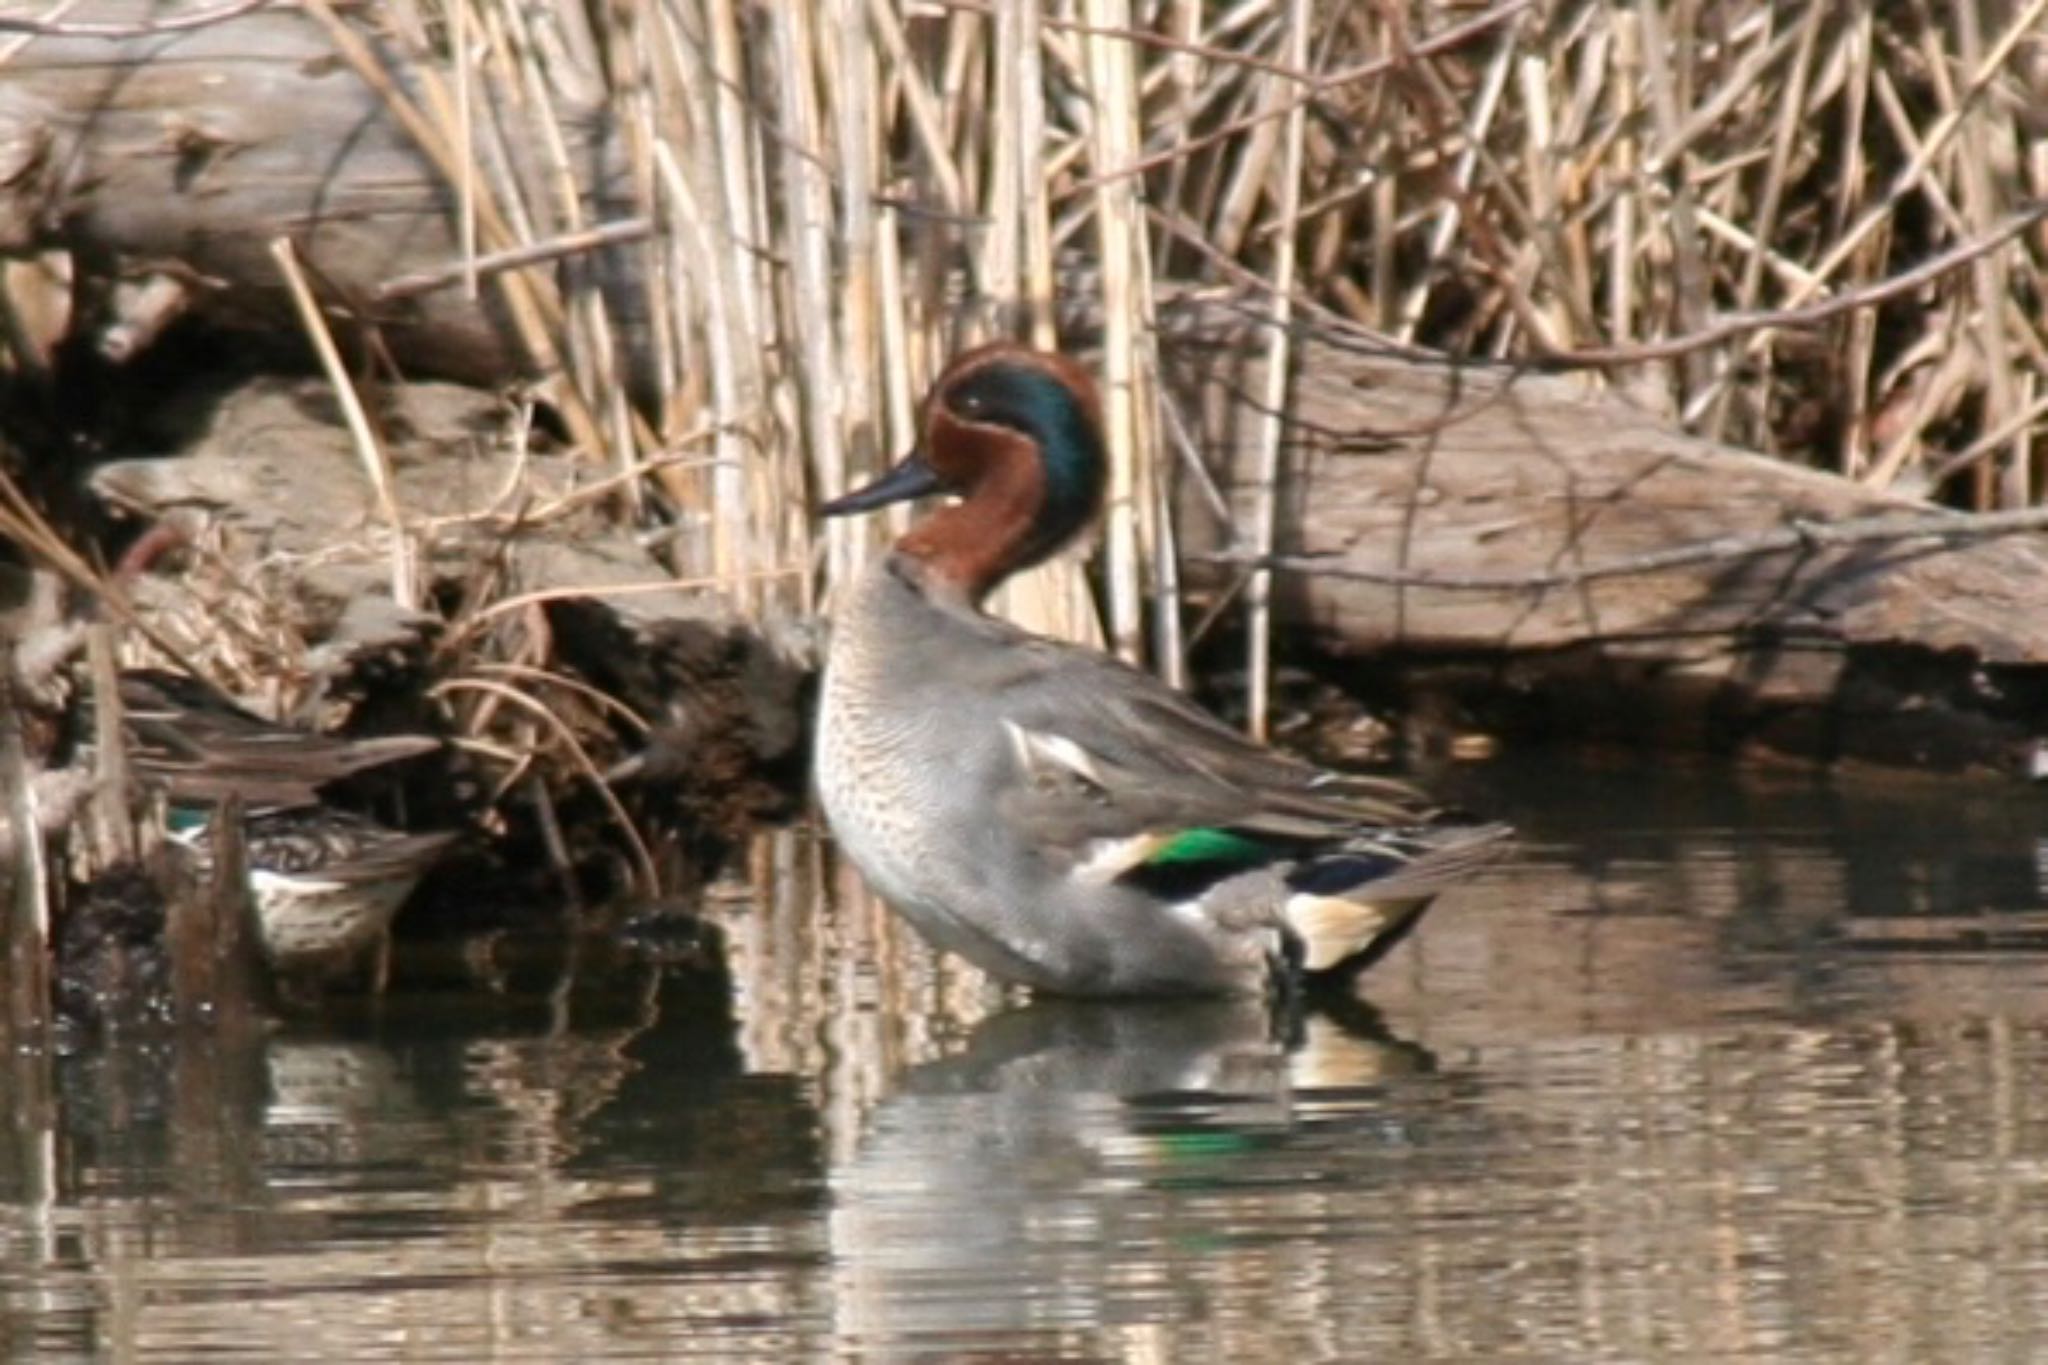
(0, 351, 810, 1034)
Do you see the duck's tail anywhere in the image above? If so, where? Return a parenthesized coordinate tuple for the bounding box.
(1281, 823, 1512, 975)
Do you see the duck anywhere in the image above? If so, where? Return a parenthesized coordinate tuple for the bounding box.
(814, 343, 1508, 998)
(110, 670, 454, 979)
(117, 669, 440, 810)
(167, 806, 456, 978)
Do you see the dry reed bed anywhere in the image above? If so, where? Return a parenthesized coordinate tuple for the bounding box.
(377, 0, 2048, 721)
(2, 0, 2046, 894)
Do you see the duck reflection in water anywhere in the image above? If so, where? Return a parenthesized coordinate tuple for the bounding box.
(829, 994, 1436, 1356)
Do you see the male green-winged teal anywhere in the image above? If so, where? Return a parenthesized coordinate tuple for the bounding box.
(814, 344, 1508, 998)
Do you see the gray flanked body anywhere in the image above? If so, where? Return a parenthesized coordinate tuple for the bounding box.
(818, 558, 1505, 997)
(819, 562, 1264, 994)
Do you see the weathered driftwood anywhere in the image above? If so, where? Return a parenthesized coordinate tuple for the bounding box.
(1161, 300, 2048, 773)
(86, 379, 684, 653)
(0, 1, 634, 387)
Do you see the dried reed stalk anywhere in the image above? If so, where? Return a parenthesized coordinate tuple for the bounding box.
(9, 0, 2048, 864)
(0, 641, 51, 1036)
(1243, 0, 1312, 741)
(385, 0, 2048, 730)
(269, 237, 419, 612)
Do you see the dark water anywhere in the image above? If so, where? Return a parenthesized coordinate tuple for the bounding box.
(9, 756, 2048, 1361)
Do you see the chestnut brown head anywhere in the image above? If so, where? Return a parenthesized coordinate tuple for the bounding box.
(821, 346, 1108, 594)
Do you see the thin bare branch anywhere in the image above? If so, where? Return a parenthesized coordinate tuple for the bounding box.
(1203, 502, 2048, 593)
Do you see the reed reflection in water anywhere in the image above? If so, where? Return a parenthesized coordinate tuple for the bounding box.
(6, 757, 2048, 1360)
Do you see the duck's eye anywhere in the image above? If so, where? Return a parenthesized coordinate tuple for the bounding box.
(953, 390, 987, 417)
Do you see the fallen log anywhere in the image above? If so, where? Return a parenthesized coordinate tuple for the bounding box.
(0, 0, 635, 388)
(1160, 299, 2048, 774)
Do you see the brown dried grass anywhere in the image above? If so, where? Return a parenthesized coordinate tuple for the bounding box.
(432, 0, 2048, 730)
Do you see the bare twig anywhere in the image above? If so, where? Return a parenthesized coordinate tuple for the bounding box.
(1543, 201, 2048, 368)
(270, 236, 418, 611)
(431, 675, 661, 893)
(0, 0, 269, 37)
(373, 218, 653, 302)
(1201, 502, 2048, 593)
(1060, 0, 1542, 198)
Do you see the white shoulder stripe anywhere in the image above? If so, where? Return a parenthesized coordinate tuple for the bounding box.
(1003, 720, 1106, 786)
